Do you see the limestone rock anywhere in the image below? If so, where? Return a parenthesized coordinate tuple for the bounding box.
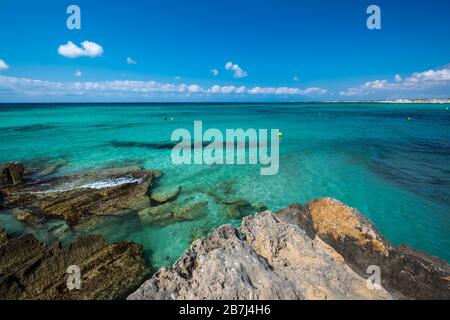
(128, 212, 393, 300)
(0, 231, 149, 300)
(276, 203, 315, 239)
(301, 198, 450, 300)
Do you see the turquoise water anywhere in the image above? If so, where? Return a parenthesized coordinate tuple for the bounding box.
(0, 103, 449, 268)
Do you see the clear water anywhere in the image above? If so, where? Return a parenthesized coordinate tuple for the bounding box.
(0, 103, 449, 268)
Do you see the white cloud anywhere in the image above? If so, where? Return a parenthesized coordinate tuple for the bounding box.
(225, 61, 248, 78)
(0, 59, 9, 71)
(75, 70, 82, 77)
(127, 57, 137, 64)
(210, 69, 219, 76)
(187, 84, 202, 93)
(208, 85, 246, 94)
(58, 41, 104, 58)
(0, 75, 327, 99)
(406, 68, 450, 82)
(340, 64, 450, 96)
(293, 76, 300, 82)
(247, 86, 327, 95)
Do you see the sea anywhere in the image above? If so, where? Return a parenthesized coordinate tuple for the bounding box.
(0, 102, 449, 269)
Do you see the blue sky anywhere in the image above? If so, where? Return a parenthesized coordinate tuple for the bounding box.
(0, 0, 449, 102)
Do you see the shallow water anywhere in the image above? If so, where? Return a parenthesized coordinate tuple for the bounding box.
(0, 103, 449, 267)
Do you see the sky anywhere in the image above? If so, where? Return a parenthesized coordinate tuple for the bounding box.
(0, 0, 449, 102)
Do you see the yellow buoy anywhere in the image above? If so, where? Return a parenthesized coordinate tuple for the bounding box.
(278, 132, 283, 138)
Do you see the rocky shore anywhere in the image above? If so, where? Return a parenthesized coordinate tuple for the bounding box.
(1, 162, 449, 300)
(0, 163, 160, 226)
(0, 228, 149, 299)
(129, 199, 450, 300)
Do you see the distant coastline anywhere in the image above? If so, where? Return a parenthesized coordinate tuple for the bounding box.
(1, 99, 449, 105)
(0, 98, 450, 106)
(333, 98, 450, 104)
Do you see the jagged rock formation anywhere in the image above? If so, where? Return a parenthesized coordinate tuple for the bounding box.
(0, 163, 25, 187)
(0, 228, 149, 300)
(283, 198, 450, 300)
(0, 167, 160, 226)
(128, 211, 393, 300)
(129, 199, 450, 300)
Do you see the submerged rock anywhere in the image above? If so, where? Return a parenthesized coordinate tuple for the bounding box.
(138, 201, 208, 224)
(1, 168, 160, 226)
(128, 211, 393, 300)
(33, 161, 67, 178)
(0, 163, 25, 187)
(0, 230, 149, 300)
(223, 199, 266, 219)
(151, 185, 181, 204)
(173, 201, 208, 221)
(190, 226, 209, 243)
(280, 198, 450, 300)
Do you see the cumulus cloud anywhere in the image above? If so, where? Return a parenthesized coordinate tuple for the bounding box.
(210, 69, 219, 76)
(58, 41, 104, 58)
(0, 75, 328, 100)
(208, 85, 246, 94)
(225, 61, 248, 78)
(340, 64, 450, 96)
(247, 86, 327, 95)
(75, 70, 82, 77)
(0, 59, 10, 71)
(127, 57, 137, 64)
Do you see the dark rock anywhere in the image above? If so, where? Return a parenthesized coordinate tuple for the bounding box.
(0, 163, 25, 187)
(223, 199, 264, 219)
(276, 203, 315, 240)
(0, 231, 149, 300)
(1, 169, 159, 227)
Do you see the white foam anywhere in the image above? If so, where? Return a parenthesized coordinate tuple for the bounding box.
(80, 177, 143, 189)
(22, 177, 143, 194)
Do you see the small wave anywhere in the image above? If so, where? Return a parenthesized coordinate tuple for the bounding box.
(22, 177, 143, 195)
(80, 177, 143, 189)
